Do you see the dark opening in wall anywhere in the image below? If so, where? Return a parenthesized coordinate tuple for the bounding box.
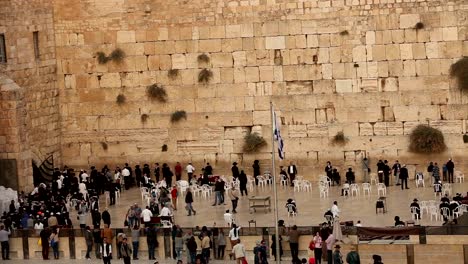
(33, 31, 40, 59)
(0, 34, 7, 63)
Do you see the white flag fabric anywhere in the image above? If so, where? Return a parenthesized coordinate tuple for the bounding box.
(273, 109, 284, 160)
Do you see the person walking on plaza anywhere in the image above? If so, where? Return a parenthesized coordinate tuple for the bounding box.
(40, 227, 51, 260)
(333, 245, 343, 264)
(325, 230, 335, 264)
(231, 162, 240, 179)
(228, 185, 240, 213)
(446, 158, 455, 183)
(101, 237, 113, 264)
(93, 225, 103, 259)
(288, 161, 298, 186)
(131, 225, 140, 260)
(399, 165, 409, 190)
(185, 188, 196, 216)
(232, 239, 246, 264)
(253, 160, 261, 185)
(171, 185, 178, 210)
(392, 160, 401, 186)
(120, 237, 132, 264)
(84, 226, 94, 259)
(346, 245, 360, 264)
(0, 225, 10, 260)
(238, 170, 248, 196)
(201, 231, 211, 264)
(312, 231, 322, 264)
(186, 162, 195, 181)
(288, 225, 300, 263)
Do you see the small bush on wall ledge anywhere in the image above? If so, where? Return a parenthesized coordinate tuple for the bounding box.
(409, 125, 447, 154)
(116, 94, 126, 105)
(198, 68, 213, 84)
(243, 132, 267, 153)
(414, 22, 424, 30)
(171, 110, 187, 123)
(168, 69, 179, 80)
(449, 57, 468, 91)
(331, 131, 348, 145)
(101, 142, 108, 150)
(146, 84, 167, 102)
(197, 53, 210, 64)
(339, 30, 349, 36)
(141, 114, 149, 123)
(463, 134, 468, 143)
(96, 48, 126, 64)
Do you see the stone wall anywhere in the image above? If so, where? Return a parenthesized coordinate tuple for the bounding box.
(0, 0, 60, 190)
(53, 0, 468, 179)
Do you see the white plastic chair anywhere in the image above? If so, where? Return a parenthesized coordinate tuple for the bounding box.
(350, 184, 359, 196)
(362, 183, 371, 196)
(247, 175, 255, 191)
(178, 180, 190, 196)
(293, 180, 302, 192)
(280, 175, 288, 187)
(455, 171, 465, 183)
(287, 204, 297, 217)
(319, 186, 329, 198)
(415, 173, 425, 188)
(441, 207, 450, 220)
(429, 206, 439, 221)
(104, 191, 110, 206)
(201, 185, 212, 198)
(410, 206, 420, 221)
(140, 187, 149, 201)
(302, 180, 312, 192)
(453, 205, 462, 219)
(191, 185, 202, 197)
(370, 173, 378, 185)
(461, 204, 468, 214)
(442, 183, 452, 196)
(434, 184, 442, 198)
(257, 176, 267, 188)
(420, 201, 429, 217)
(377, 183, 386, 196)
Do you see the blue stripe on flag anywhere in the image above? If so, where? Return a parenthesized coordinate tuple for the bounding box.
(273, 110, 284, 160)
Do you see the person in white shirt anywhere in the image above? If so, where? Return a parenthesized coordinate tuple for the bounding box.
(159, 204, 172, 223)
(100, 237, 112, 264)
(186, 163, 195, 181)
(228, 224, 241, 247)
(122, 167, 131, 190)
(81, 170, 89, 183)
(231, 239, 246, 263)
(56, 179, 62, 190)
(331, 201, 341, 217)
(141, 206, 153, 227)
(224, 210, 234, 227)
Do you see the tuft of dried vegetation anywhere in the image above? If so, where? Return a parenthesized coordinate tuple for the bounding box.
(409, 125, 447, 154)
(146, 84, 168, 102)
(198, 68, 213, 84)
(449, 57, 468, 91)
(116, 94, 126, 105)
(243, 132, 267, 153)
(171, 110, 187, 123)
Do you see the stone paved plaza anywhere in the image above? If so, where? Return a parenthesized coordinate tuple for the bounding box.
(75, 179, 468, 229)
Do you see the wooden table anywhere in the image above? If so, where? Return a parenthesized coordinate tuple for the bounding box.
(249, 196, 271, 213)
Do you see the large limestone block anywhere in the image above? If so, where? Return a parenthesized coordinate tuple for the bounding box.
(399, 14, 420, 29)
(306, 35, 319, 48)
(224, 126, 250, 139)
(285, 81, 312, 95)
(221, 38, 242, 52)
(253, 110, 270, 125)
(385, 44, 400, 60)
(225, 25, 241, 38)
(400, 44, 413, 60)
(117, 31, 136, 43)
(265, 36, 285, 50)
(429, 120, 463, 134)
(394, 106, 419, 121)
(372, 45, 386, 61)
(211, 53, 233, 67)
(335, 80, 353, 93)
(386, 122, 403, 135)
(209, 26, 225, 39)
(313, 80, 335, 94)
(307, 124, 328, 137)
(442, 27, 458, 41)
(99, 73, 121, 88)
(425, 42, 439, 59)
(288, 125, 308, 138)
(199, 39, 221, 52)
(233, 51, 247, 66)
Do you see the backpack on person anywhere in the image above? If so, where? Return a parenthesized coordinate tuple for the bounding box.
(308, 240, 315, 250)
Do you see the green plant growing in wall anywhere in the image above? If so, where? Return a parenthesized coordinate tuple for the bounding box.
(414, 22, 425, 30)
(146, 84, 167, 102)
(116, 94, 126, 105)
(141, 114, 149, 123)
(197, 53, 210, 64)
(168, 69, 179, 80)
(331, 131, 348, 146)
(162, 144, 168, 152)
(95, 48, 126, 64)
(198, 68, 213, 84)
(243, 132, 267, 153)
(449, 57, 468, 91)
(409, 125, 447, 154)
(171, 110, 187, 123)
(101, 142, 108, 150)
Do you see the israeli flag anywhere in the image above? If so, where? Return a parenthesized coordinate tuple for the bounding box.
(273, 109, 284, 160)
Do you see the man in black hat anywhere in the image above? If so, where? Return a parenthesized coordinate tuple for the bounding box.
(231, 162, 240, 179)
(372, 254, 383, 264)
(332, 244, 343, 264)
(410, 199, 420, 220)
(399, 164, 409, 190)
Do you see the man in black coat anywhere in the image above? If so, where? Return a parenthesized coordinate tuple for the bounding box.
(446, 159, 455, 183)
(399, 165, 409, 190)
(101, 209, 111, 227)
(383, 160, 391, 187)
(231, 162, 240, 179)
(288, 161, 297, 186)
(410, 198, 420, 219)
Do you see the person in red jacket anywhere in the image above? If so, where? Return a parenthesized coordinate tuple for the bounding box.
(175, 162, 182, 181)
(171, 186, 178, 210)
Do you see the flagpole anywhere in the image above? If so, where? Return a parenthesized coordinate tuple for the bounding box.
(270, 101, 281, 264)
